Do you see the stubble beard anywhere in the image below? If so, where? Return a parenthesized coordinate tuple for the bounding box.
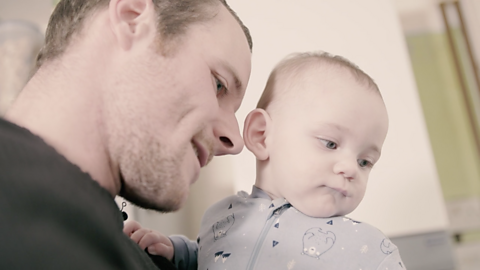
(117, 134, 189, 213)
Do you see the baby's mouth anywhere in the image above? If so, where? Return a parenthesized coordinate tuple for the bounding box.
(330, 187, 348, 197)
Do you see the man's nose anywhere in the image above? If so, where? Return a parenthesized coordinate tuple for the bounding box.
(212, 111, 244, 156)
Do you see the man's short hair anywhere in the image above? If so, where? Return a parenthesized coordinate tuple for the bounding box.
(36, 0, 252, 67)
(256, 51, 380, 110)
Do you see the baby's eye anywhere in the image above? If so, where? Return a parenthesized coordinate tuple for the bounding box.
(319, 139, 337, 149)
(215, 77, 228, 97)
(358, 159, 373, 168)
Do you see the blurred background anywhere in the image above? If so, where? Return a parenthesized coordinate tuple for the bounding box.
(2, 0, 480, 269)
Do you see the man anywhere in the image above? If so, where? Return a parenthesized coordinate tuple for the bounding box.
(0, 0, 252, 269)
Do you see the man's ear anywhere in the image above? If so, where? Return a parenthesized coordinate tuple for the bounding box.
(109, 0, 154, 50)
(243, 109, 272, 161)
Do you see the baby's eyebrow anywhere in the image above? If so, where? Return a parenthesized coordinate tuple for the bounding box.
(373, 146, 382, 157)
(316, 123, 383, 155)
(367, 145, 382, 158)
(326, 124, 382, 155)
(321, 122, 348, 133)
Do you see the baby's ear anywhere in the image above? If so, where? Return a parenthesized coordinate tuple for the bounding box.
(243, 108, 271, 161)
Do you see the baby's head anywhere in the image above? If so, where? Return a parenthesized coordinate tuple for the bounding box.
(243, 52, 389, 218)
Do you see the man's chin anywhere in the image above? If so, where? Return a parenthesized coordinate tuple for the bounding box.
(121, 190, 188, 213)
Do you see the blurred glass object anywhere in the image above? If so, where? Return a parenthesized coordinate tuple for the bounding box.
(0, 20, 44, 116)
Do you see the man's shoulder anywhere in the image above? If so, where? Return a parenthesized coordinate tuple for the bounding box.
(0, 118, 109, 203)
(0, 118, 62, 164)
(0, 118, 121, 234)
(0, 117, 39, 142)
(0, 119, 162, 269)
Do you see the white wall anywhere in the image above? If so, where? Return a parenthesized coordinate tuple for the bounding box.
(0, 0, 53, 32)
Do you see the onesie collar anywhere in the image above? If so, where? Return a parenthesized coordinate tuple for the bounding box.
(249, 185, 272, 200)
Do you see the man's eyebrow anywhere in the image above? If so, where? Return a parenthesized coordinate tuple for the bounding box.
(224, 63, 243, 92)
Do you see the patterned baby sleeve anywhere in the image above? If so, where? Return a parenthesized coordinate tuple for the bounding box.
(376, 249, 407, 270)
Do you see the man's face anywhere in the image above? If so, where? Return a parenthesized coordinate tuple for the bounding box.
(105, 5, 252, 211)
(266, 69, 388, 218)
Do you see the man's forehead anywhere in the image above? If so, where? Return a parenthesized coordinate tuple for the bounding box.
(217, 8, 251, 94)
(187, 3, 251, 100)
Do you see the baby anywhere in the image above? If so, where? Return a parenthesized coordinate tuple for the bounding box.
(125, 52, 406, 269)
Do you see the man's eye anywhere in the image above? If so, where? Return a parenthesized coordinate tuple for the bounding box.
(215, 77, 228, 96)
(319, 139, 337, 149)
(357, 159, 373, 168)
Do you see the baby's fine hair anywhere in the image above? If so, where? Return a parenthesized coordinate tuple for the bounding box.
(256, 51, 381, 110)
